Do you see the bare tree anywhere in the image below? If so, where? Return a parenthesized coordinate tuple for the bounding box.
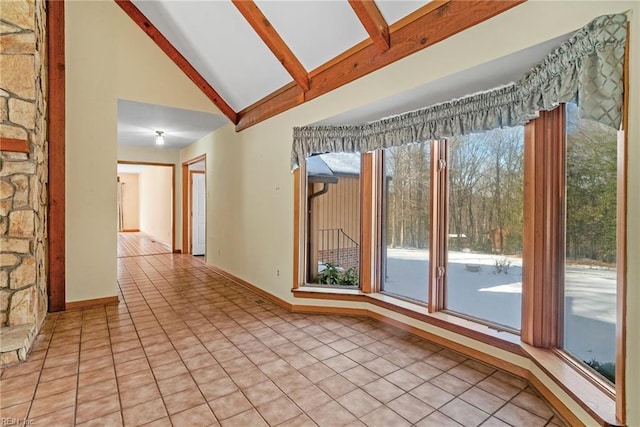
(386, 142, 430, 248)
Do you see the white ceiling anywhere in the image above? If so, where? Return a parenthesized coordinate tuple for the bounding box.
(117, 99, 228, 149)
(255, 0, 369, 72)
(131, 0, 433, 111)
(375, 1, 428, 25)
(134, 0, 292, 111)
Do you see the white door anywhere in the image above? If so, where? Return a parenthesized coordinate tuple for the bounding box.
(192, 172, 206, 255)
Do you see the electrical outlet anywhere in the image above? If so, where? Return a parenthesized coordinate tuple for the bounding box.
(276, 269, 280, 277)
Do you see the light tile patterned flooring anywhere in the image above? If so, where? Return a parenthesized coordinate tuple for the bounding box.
(0, 254, 566, 426)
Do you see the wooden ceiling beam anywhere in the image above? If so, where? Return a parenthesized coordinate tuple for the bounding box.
(348, 0, 390, 52)
(236, 0, 525, 131)
(232, 0, 310, 92)
(114, 0, 238, 124)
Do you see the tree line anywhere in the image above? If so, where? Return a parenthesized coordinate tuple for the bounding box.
(566, 104, 617, 265)
(385, 127, 525, 254)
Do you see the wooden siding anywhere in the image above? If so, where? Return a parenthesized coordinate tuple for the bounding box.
(309, 175, 360, 277)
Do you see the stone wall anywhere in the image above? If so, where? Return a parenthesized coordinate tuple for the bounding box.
(0, 0, 48, 365)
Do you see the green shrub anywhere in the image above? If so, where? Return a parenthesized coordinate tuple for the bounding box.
(339, 267, 359, 287)
(585, 359, 615, 384)
(318, 263, 359, 287)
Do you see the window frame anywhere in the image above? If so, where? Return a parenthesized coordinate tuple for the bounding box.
(375, 136, 526, 332)
(437, 133, 525, 333)
(374, 142, 438, 305)
(297, 154, 365, 289)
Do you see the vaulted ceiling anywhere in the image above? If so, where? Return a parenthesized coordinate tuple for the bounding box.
(115, 0, 524, 132)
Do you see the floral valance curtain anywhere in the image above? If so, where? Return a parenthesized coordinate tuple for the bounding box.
(291, 13, 628, 170)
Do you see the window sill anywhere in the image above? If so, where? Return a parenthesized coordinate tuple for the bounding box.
(522, 344, 620, 426)
(293, 286, 620, 426)
(293, 285, 368, 299)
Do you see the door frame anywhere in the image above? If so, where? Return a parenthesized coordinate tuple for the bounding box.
(117, 161, 176, 252)
(182, 154, 206, 255)
(190, 170, 206, 255)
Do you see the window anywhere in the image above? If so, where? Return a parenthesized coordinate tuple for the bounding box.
(305, 153, 361, 287)
(563, 103, 618, 383)
(375, 128, 526, 331)
(446, 127, 524, 331)
(381, 142, 431, 303)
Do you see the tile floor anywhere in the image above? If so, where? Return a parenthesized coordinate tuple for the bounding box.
(0, 254, 566, 426)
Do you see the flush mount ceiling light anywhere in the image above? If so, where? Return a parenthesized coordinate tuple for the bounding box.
(155, 130, 165, 146)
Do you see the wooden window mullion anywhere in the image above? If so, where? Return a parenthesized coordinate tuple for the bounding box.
(521, 107, 565, 347)
(615, 24, 629, 420)
(429, 140, 447, 312)
(360, 152, 375, 293)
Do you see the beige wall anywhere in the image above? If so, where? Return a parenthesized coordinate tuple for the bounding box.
(138, 166, 173, 247)
(65, 0, 217, 303)
(118, 173, 139, 231)
(179, 2, 640, 424)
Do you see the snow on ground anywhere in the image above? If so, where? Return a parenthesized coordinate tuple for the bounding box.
(383, 248, 616, 363)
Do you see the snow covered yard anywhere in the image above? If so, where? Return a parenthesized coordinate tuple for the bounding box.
(384, 248, 616, 363)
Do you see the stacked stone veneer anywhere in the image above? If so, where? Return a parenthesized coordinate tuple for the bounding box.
(0, 0, 48, 366)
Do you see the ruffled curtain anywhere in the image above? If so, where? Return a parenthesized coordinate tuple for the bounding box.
(291, 13, 627, 170)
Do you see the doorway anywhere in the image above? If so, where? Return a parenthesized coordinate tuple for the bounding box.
(182, 155, 207, 257)
(117, 161, 175, 257)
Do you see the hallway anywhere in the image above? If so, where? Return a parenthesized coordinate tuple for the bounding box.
(0, 254, 565, 426)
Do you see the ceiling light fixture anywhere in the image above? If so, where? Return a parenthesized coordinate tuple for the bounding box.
(155, 130, 165, 146)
